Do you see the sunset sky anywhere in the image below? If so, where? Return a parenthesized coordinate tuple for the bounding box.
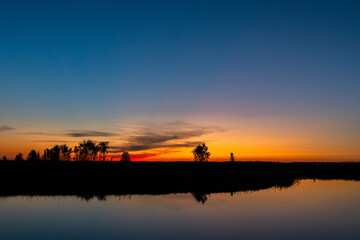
(0, 0, 359, 161)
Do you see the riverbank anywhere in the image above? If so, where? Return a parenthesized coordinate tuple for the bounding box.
(0, 161, 359, 198)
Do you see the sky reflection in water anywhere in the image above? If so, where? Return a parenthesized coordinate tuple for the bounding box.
(0, 180, 359, 240)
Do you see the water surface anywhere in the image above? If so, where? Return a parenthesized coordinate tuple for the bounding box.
(0, 180, 359, 240)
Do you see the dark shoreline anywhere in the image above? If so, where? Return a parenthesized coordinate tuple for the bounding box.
(0, 161, 359, 199)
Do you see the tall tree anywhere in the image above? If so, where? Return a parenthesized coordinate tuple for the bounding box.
(73, 146, 80, 161)
(78, 141, 88, 161)
(60, 144, 73, 161)
(98, 141, 109, 161)
(50, 145, 61, 161)
(43, 148, 52, 161)
(192, 144, 210, 162)
(78, 140, 99, 161)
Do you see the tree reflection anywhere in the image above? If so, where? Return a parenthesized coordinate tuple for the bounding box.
(191, 192, 208, 204)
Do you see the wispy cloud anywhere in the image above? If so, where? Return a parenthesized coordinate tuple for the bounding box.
(22, 130, 116, 137)
(65, 130, 117, 137)
(0, 125, 15, 131)
(111, 121, 224, 152)
(22, 132, 56, 135)
(30, 140, 72, 143)
(19, 121, 223, 159)
(110, 141, 204, 152)
(109, 149, 181, 160)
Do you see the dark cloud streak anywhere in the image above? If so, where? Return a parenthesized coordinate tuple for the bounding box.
(18, 121, 224, 156)
(21, 130, 116, 137)
(30, 140, 72, 143)
(0, 125, 15, 131)
(112, 122, 224, 152)
(110, 141, 203, 152)
(65, 130, 116, 137)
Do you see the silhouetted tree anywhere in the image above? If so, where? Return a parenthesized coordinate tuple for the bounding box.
(42, 148, 52, 161)
(230, 152, 234, 162)
(78, 141, 88, 161)
(60, 144, 73, 161)
(121, 151, 131, 162)
(98, 141, 109, 161)
(90, 142, 100, 161)
(2, 155, 7, 161)
(73, 146, 80, 161)
(192, 144, 210, 162)
(78, 140, 99, 161)
(27, 150, 40, 161)
(15, 152, 24, 161)
(50, 145, 60, 161)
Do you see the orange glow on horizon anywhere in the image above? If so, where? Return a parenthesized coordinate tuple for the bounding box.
(1, 117, 359, 162)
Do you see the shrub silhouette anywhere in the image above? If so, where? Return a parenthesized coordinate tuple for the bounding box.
(2, 155, 7, 161)
(192, 144, 210, 162)
(15, 152, 24, 161)
(27, 150, 40, 161)
(121, 151, 131, 162)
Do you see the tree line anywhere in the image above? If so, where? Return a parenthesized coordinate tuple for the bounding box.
(2, 140, 131, 162)
(2, 143, 234, 162)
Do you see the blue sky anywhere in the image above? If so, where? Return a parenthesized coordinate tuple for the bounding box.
(0, 0, 359, 160)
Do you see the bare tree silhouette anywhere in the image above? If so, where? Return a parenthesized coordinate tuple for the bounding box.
(192, 144, 210, 162)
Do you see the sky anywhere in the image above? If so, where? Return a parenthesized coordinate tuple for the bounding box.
(0, 0, 359, 161)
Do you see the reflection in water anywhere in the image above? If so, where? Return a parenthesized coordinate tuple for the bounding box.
(0, 178, 298, 204)
(0, 180, 359, 240)
(80, 194, 108, 201)
(0, 179, 299, 204)
(191, 192, 208, 204)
